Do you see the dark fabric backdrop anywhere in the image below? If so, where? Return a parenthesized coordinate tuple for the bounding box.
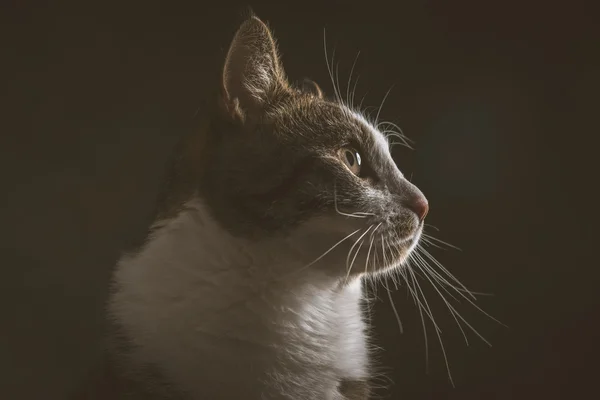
(2, 1, 597, 399)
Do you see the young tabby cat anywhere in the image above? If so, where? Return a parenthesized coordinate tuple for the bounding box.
(86, 15, 429, 400)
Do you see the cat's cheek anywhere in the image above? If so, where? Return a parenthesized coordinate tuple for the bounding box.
(281, 214, 370, 271)
(295, 214, 368, 240)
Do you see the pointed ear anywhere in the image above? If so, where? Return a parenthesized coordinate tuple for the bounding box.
(222, 16, 289, 119)
(301, 78, 324, 98)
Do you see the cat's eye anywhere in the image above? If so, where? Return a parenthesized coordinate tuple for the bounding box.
(338, 147, 362, 175)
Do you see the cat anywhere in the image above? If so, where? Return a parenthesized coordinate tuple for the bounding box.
(78, 14, 428, 400)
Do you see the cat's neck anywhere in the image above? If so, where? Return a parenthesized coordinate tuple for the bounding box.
(109, 198, 364, 397)
(112, 198, 344, 327)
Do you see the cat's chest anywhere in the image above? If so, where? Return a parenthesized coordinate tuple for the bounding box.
(110, 205, 370, 397)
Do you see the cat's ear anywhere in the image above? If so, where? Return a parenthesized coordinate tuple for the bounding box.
(301, 78, 324, 99)
(221, 16, 289, 120)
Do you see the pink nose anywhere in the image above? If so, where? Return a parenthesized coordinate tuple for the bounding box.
(408, 195, 429, 221)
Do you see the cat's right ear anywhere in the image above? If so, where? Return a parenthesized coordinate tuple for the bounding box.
(221, 16, 289, 121)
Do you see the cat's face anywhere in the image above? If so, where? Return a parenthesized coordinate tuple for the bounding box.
(199, 17, 428, 277)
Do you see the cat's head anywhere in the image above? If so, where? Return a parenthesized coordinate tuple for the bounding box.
(197, 16, 428, 278)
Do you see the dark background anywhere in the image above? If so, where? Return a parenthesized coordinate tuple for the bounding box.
(2, 1, 597, 399)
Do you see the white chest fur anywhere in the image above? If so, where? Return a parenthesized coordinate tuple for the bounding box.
(109, 200, 370, 399)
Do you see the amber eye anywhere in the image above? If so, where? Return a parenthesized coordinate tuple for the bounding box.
(338, 147, 362, 175)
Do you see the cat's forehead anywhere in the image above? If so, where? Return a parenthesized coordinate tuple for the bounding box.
(270, 95, 390, 156)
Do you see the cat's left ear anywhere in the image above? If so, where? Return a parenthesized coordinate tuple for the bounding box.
(221, 16, 290, 120)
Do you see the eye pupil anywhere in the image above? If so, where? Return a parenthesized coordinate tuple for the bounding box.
(345, 150, 355, 166)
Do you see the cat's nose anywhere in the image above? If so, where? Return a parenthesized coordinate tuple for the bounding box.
(407, 194, 429, 222)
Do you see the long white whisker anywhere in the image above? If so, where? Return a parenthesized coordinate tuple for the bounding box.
(376, 121, 412, 140)
(358, 91, 369, 112)
(421, 233, 462, 251)
(380, 131, 413, 150)
(402, 258, 430, 372)
(335, 58, 343, 106)
(386, 246, 402, 290)
(334, 186, 366, 218)
(413, 256, 492, 348)
(323, 29, 342, 104)
(344, 236, 367, 285)
(385, 279, 403, 334)
(346, 226, 374, 271)
(374, 85, 394, 125)
(413, 250, 465, 303)
(397, 253, 436, 322)
(416, 247, 494, 299)
(350, 75, 360, 110)
(424, 223, 440, 231)
(420, 236, 450, 251)
(418, 246, 478, 301)
(333, 182, 376, 218)
(412, 252, 470, 345)
(418, 246, 504, 326)
(298, 228, 361, 274)
(364, 224, 381, 274)
(408, 263, 453, 386)
(346, 51, 361, 107)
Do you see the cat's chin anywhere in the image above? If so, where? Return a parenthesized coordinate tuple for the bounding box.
(368, 237, 417, 275)
(336, 230, 422, 279)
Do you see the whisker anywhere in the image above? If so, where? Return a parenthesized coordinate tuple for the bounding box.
(346, 226, 374, 273)
(344, 235, 367, 285)
(418, 250, 493, 299)
(381, 236, 400, 290)
(374, 85, 395, 125)
(419, 246, 504, 327)
(298, 228, 361, 273)
(413, 256, 492, 348)
(364, 224, 381, 274)
(407, 262, 453, 386)
(421, 233, 462, 251)
(350, 75, 360, 110)
(390, 250, 440, 325)
(380, 235, 390, 269)
(376, 121, 412, 141)
(418, 246, 477, 301)
(380, 130, 414, 150)
(323, 29, 342, 104)
(384, 278, 404, 334)
(335, 58, 343, 106)
(420, 236, 449, 251)
(412, 252, 470, 345)
(358, 91, 369, 112)
(378, 123, 413, 149)
(333, 182, 376, 218)
(402, 259, 431, 373)
(424, 223, 440, 232)
(412, 251, 465, 302)
(416, 245, 492, 298)
(346, 51, 361, 108)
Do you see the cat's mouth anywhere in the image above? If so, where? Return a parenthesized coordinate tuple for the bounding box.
(376, 221, 423, 246)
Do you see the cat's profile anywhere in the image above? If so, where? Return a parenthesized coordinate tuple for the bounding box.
(79, 14, 429, 400)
